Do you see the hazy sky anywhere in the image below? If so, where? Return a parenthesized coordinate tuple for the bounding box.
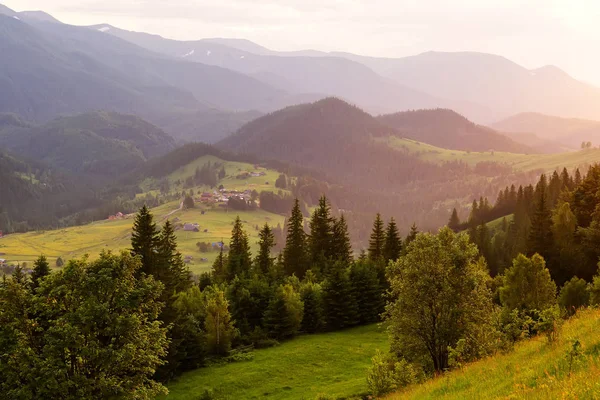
(6, 0, 600, 85)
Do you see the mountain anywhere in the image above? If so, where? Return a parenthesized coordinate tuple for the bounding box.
(90, 24, 489, 118)
(377, 109, 531, 153)
(343, 51, 600, 122)
(492, 112, 600, 149)
(0, 111, 176, 176)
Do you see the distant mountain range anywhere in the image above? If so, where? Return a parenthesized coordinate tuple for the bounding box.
(492, 113, 600, 150)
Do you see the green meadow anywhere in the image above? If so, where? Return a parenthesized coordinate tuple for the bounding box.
(390, 307, 600, 400)
(384, 137, 600, 172)
(164, 324, 388, 400)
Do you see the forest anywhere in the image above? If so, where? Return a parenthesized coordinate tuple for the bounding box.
(4, 161, 600, 398)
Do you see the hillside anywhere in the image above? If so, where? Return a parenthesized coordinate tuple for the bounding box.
(390, 308, 600, 399)
(0, 154, 287, 272)
(0, 111, 176, 176)
(492, 112, 600, 149)
(377, 109, 531, 153)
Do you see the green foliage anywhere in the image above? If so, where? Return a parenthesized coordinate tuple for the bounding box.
(275, 173, 287, 189)
(500, 253, 557, 311)
(386, 227, 496, 372)
(283, 199, 309, 278)
(55, 256, 64, 267)
(255, 223, 276, 276)
(368, 213, 385, 262)
(330, 214, 353, 265)
(536, 305, 564, 344)
(300, 282, 325, 333)
(131, 205, 160, 276)
(30, 254, 50, 290)
(366, 350, 421, 397)
(383, 217, 403, 263)
(309, 196, 334, 269)
(0, 251, 169, 399)
(322, 261, 357, 330)
(226, 217, 252, 280)
(203, 285, 236, 356)
(183, 195, 195, 209)
(264, 283, 304, 340)
(559, 276, 590, 315)
(350, 260, 384, 324)
(448, 208, 461, 232)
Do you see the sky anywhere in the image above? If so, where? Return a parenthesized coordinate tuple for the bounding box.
(5, 0, 600, 86)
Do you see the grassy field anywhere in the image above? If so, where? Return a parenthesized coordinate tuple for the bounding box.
(164, 324, 388, 400)
(0, 155, 288, 274)
(390, 308, 600, 399)
(383, 137, 600, 172)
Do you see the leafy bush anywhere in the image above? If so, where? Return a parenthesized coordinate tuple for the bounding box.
(366, 350, 420, 397)
(559, 276, 590, 315)
(537, 306, 564, 344)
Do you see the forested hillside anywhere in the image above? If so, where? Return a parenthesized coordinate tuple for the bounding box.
(0, 111, 175, 176)
(377, 108, 531, 153)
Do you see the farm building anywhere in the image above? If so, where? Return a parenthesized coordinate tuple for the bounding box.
(183, 223, 200, 232)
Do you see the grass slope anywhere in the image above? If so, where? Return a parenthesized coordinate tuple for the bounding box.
(165, 324, 388, 400)
(384, 137, 600, 172)
(0, 156, 286, 274)
(390, 308, 600, 399)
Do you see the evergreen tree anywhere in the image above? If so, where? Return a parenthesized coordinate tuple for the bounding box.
(527, 175, 554, 263)
(383, 218, 402, 263)
(130, 205, 160, 276)
(300, 282, 325, 333)
(448, 208, 461, 232)
(322, 261, 357, 330)
(350, 260, 384, 324)
(368, 213, 385, 262)
(203, 285, 235, 356)
(227, 217, 252, 280)
(283, 199, 309, 278)
(12, 264, 26, 285)
(330, 214, 353, 265)
(157, 220, 191, 295)
(309, 196, 334, 266)
(405, 223, 419, 247)
(255, 224, 276, 276)
(264, 284, 304, 340)
(30, 255, 50, 291)
(212, 246, 228, 283)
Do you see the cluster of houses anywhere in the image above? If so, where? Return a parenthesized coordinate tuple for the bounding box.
(195, 188, 254, 205)
(107, 212, 126, 221)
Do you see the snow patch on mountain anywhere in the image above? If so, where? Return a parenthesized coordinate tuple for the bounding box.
(98, 26, 110, 32)
(182, 49, 195, 57)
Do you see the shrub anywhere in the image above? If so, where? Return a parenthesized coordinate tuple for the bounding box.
(558, 276, 590, 316)
(366, 350, 397, 397)
(537, 305, 564, 344)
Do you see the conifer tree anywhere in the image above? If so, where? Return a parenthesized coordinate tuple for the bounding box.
(383, 218, 402, 262)
(322, 261, 357, 330)
(255, 224, 276, 276)
(309, 196, 333, 266)
(405, 223, 419, 247)
(331, 214, 353, 265)
(212, 246, 228, 283)
(350, 260, 384, 324)
(448, 208, 461, 232)
(528, 175, 554, 263)
(283, 199, 309, 278)
(300, 282, 325, 333)
(368, 213, 385, 262)
(130, 205, 160, 276)
(157, 220, 191, 295)
(30, 255, 50, 291)
(264, 284, 304, 340)
(227, 217, 252, 280)
(12, 264, 26, 285)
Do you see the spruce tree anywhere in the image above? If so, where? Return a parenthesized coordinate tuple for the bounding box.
(12, 264, 26, 285)
(448, 208, 461, 232)
(405, 223, 419, 246)
(383, 218, 402, 263)
(331, 214, 353, 266)
(322, 261, 357, 330)
(255, 224, 276, 276)
(264, 284, 304, 340)
(309, 196, 334, 266)
(30, 255, 50, 290)
(300, 283, 325, 333)
(528, 175, 554, 263)
(283, 199, 309, 278)
(368, 213, 385, 262)
(227, 217, 252, 280)
(212, 246, 228, 283)
(130, 205, 160, 276)
(350, 260, 384, 325)
(157, 220, 191, 295)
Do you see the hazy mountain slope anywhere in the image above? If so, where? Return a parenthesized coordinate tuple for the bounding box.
(492, 112, 600, 148)
(501, 132, 573, 154)
(377, 109, 532, 153)
(349, 51, 600, 122)
(0, 111, 176, 175)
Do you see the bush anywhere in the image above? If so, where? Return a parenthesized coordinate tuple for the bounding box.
(536, 305, 564, 344)
(366, 350, 421, 397)
(55, 257, 64, 267)
(558, 276, 590, 316)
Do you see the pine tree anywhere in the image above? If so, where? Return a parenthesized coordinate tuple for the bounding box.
(448, 208, 461, 232)
(255, 224, 276, 276)
(30, 255, 50, 290)
(300, 283, 325, 333)
(322, 261, 357, 330)
(309, 196, 333, 266)
(212, 246, 228, 283)
(130, 205, 160, 276)
(383, 218, 402, 262)
(405, 223, 419, 246)
(227, 217, 252, 280)
(283, 199, 309, 278)
(528, 175, 554, 263)
(12, 264, 26, 285)
(264, 284, 304, 340)
(350, 260, 384, 325)
(368, 213, 385, 262)
(330, 214, 353, 266)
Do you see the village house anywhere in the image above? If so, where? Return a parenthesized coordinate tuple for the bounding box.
(183, 223, 200, 232)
